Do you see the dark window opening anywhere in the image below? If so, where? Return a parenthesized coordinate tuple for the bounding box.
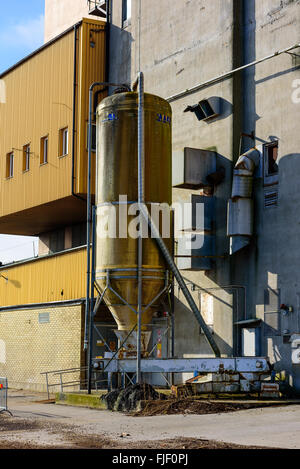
(72, 223, 87, 248)
(266, 143, 278, 176)
(23, 144, 30, 172)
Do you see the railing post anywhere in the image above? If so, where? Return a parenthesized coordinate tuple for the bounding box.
(59, 373, 63, 393)
(45, 373, 50, 400)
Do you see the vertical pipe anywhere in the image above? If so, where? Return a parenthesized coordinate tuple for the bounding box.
(72, 23, 85, 202)
(137, 71, 144, 384)
(88, 205, 97, 394)
(84, 87, 94, 353)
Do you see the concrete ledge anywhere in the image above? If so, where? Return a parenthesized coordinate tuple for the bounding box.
(55, 392, 107, 409)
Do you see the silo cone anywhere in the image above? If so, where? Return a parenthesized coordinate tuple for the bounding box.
(95, 92, 172, 357)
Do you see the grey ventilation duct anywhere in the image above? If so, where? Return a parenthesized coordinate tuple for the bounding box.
(227, 147, 261, 254)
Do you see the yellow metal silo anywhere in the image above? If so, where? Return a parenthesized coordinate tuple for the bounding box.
(95, 91, 172, 354)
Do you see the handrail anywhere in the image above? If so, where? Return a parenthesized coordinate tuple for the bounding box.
(41, 365, 104, 399)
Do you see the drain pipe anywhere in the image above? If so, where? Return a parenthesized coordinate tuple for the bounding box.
(71, 23, 86, 202)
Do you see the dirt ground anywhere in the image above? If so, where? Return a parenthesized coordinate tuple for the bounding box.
(0, 414, 266, 449)
(0, 389, 284, 449)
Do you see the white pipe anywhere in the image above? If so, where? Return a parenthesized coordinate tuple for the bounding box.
(166, 43, 300, 103)
(137, 71, 144, 383)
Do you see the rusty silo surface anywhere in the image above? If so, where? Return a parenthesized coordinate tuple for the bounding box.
(95, 92, 172, 353)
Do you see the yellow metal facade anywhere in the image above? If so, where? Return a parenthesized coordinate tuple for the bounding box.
(0, 247, 87, 307)
(0, 18, 106, 234)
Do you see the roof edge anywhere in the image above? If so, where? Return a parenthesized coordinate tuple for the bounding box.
(0, 17, 105, 79)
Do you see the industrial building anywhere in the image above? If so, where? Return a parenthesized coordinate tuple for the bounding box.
(0, 0, 300, 395)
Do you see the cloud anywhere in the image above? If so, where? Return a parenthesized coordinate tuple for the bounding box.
(0, 14, 44, 50)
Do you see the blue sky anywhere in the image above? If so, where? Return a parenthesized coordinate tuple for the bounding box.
(0, 0, 45, 74)
(0, 1, 44, 263)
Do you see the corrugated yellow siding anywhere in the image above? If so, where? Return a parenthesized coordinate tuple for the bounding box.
(0, 30, 74, 217)
(0, 19, 106, 222)
(0, 247, 87, 307)
(76, 19, 107, 195)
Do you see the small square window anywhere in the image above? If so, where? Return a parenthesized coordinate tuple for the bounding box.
(38, 312, 50, 324)
(40, 136, 48, 165)
(23, 144, 30, 172)
(59, 127, 68, 157)
(6, 152, 14, 178)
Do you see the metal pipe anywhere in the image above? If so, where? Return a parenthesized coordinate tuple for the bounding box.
(71, 24, 86, 202)
(84, 81, 132, 353)
(87, 205, 97, 394)
(166, 42, 300, 102)
(138, 202, 221, 358)
(137, 71, 144, 383)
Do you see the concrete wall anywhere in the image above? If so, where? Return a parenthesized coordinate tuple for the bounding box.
(0, 304, 85, 392)
(44, 0, 102, 42)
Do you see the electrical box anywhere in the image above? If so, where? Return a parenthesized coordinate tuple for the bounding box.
(172, 148, 217, 188)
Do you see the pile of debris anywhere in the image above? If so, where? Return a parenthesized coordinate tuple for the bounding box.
(101, 383, 167, 412)
(132, 398, 269, 417)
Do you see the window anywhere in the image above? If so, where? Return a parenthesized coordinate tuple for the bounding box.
(59, 127, 68, 157)
(264, 141, 278, 186)
(49, 229, 65, 253)
(86, 123, 96, 152)
(266, 142, 278, 176)
(122, 0, 131, 27)
(40, 136, 48, 165)
(23, 144, 30, 172)
(39, 312, 50, 324)
(6, 152, 14, 178)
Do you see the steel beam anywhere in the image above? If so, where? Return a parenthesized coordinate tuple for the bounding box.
(94, 357, 270, 374)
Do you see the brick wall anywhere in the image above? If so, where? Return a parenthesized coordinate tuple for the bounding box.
(0, 303, 85, 392)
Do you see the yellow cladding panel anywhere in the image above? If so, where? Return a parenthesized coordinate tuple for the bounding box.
(0, 30, 74, 217)
(76, 19, 107, 195)
(0, 247, 87, 307)
(0, 19, 106, 222)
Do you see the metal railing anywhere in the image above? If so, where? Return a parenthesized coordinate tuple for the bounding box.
(0, 377, 12, 415)
(41, 365, 105, 400)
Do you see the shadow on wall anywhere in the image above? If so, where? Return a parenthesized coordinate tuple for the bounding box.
(233, 153, 300, 391)
(108, 23, 133, 88)
(173, 296, 233, 357)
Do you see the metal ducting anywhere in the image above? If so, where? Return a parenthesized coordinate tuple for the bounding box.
(227, 147, 261, 254)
